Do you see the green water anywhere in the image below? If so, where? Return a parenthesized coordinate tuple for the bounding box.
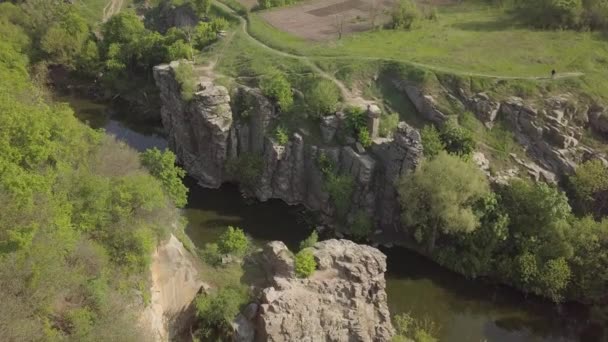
(62, 95, 599, 342)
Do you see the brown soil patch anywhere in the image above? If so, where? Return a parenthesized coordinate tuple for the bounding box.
(258, 0, 460, 41)
(260, 0, 394, 41)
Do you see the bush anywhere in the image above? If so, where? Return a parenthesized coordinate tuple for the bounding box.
(325, 173, 355, 219)
(260, 71, 293, 111)
(345, 106, 367, 133)
(305, 79, 341, 117)
(379, 112, 399, 138)
(358, 127, 373, 148)
(201, 243, 223, 266)
(440, 118, 475, 157)
(274, 126, 289, 145)
(392, 0, 420, 30)
(294, 249, 316, 278)
(218, 226, 249, 256)
(519, 0, 584, 29)
(299, 231, 318, 250)
(195, 286, 249, 339)
(174, 62, 196, 101)
(317, 151, 336, 176)
(421, 125, 445, 158)
(140, 148, 188, 208)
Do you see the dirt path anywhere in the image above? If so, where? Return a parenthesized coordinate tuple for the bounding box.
(102, 0, 124, 22)
(212, 0, 584, 104)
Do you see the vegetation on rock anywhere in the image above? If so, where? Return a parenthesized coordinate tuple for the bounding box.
(141, 147, 189, 207)
(194, 286, 249, 339)
(218, 226, 250, 256)
(294, 249, 317, 278)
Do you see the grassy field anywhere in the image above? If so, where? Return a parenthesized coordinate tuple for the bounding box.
(248, 2, 608, 102)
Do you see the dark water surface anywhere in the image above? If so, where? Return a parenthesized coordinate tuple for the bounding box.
(63, 96, 599, 342)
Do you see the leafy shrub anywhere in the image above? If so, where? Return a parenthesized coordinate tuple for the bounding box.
(274, 126, 289, 145)
(218, 226, 249, 256)
(392, 0, 420, 30)
(260, 71, 293, 111)
(305, 78, 341, 117)
(345, 106, 367, 133)
(317, 152, 336, 176)
(358, 127, 373, 148)
(140, 148, 188, 208)
(299, 231, 319, 250)
(519, 0, 584, 29)
(379, 112, 399, 138)
(569, 159, 608, 217)
(294, 249, 317, 278)
(195, 286, 249, 339)
(174, 62, 196, 101)
(440, 118, 475, 157)
(420, 125, 445, 158)
(201, 243, 223, 266)
(325, 173, 355, 219)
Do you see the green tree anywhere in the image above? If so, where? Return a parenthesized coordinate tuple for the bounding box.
(294, 249, 316, 278)
(420, 125, 445, 158)
(398, 152, 490, 252)
(140, 148, 188, 208)
(498, 179, 574, 301)
(101, 11, 146, 46)
(193, 0, 212, 16)
(392, 0, 420, 30)
(522, 0, 584, 29)
(305, 79, 341, 117)
(440, 118, 475, 157)
(567, 216, 608, 302)
(218, 226, 249, 256)
(195, 287, 249, 339)
(569, 159, 608, 217)
(40, 9, 90, 68)
(260, 71, 293, 111)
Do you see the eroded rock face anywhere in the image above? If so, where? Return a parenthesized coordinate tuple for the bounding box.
(153, 62, 232, 188)
(153, 65, 423, 232)
(141, 234, 208, 341)
(248, 240, 394, 342)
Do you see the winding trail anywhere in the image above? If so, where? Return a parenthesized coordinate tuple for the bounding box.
(212, 0, 584, 105)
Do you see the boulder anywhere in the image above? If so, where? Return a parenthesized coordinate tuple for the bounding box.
(320, 115, 340, 143)
(469, 92, 500, 127)
(251, 240, 394, 342)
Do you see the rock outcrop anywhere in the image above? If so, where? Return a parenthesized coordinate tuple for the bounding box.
(153, 62, 423, 232)
(141, 234, 208, 341)
(238, 240, 394, 342)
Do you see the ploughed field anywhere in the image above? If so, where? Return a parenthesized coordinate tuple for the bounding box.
(249, 0, 459, 41)
(259, 0, 395, 41)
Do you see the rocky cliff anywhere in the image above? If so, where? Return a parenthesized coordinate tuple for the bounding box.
(235, 239, 394, 342)
(394, 79, 608, 182)
(153, 61, 423, 234)
(141, 234, 208, 341)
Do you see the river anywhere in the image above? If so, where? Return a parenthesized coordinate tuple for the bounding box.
(61, 95, 600, 342)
